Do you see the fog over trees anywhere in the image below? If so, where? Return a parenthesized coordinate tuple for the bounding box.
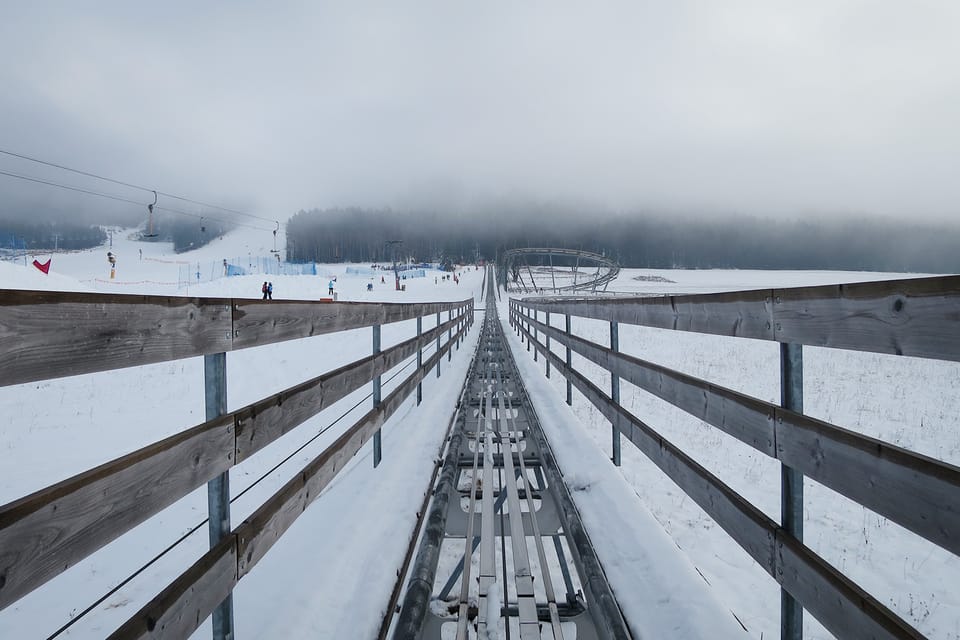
(286, 207, 960, 273)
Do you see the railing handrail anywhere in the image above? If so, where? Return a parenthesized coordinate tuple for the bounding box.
(511, 310, 929, 639)
(0, 289, 471, 387)
(107, 318, 472, 639)
(516, 274, 960, 362)
(518, 310, 960, 557)
(0, 295, 472, 615)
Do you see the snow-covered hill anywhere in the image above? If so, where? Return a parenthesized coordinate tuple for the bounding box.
(1, 228, 957, 639)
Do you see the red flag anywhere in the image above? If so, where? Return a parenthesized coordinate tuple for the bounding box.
(32, 258, 51, 274)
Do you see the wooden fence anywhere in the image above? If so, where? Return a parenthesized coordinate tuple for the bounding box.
(510, 275, 960, 640)
(0, 290, 474, 638)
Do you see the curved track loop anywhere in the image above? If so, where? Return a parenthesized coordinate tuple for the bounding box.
(500, 248, 620, 294)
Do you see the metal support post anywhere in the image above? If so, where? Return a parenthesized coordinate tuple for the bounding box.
(416, 316, 423, 405)
(545, 311, 551, 378)
(565, 314, 572, 405)
(436, 311, 441, 377)
(448, 309, 453, 362)
(526, 308, 531, 352)
(204, 352, 234, 640)
(780, 342, 804, 640)
(373, 324, 382, 467)
(533, 309, 538, 362)
(609, 321, 622, 466)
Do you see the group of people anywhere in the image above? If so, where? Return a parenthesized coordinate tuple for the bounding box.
(261, 281, 273, 300)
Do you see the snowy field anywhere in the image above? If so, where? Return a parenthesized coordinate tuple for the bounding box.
(1, 227, 958, 639)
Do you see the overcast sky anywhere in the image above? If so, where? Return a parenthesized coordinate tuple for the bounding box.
(1, 2, 958, 223)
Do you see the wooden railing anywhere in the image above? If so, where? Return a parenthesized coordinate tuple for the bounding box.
(510, 275, 960, 640)
(0, 290, 474, 638)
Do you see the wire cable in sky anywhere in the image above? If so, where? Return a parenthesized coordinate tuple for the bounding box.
(0, 169, 275, 232)
(0, 147, 279, 226)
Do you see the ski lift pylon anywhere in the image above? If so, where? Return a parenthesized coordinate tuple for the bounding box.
(143, 190, 159, 238)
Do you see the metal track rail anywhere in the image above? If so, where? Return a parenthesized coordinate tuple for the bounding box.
(392, 268, 630, 640)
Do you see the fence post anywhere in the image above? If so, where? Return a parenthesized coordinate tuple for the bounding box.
(545, 311, 551, 378)
(610, 321, 621, 466)
(533, 309, 539, 362)
(373, 324, 382, 467)
(204, 353, 234, 640)
(436, 311, 441, 377)
(448, 309, 453, 362)
(417, 316, 423, 405)
(527, 308, 532, 352)
(565, 314, 572, 406)
(780, 342, 804, 640)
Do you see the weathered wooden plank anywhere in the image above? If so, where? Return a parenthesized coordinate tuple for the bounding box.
(233, 317, 460, 462)
(773, 276, 960, 361)
(0, 416, 234, 611)
(107, 535, 237, 640)
(0, 290, 232, 387)
(520, 289, 775, 340)
(232, 299, 467, 349)
(775, 532, 923, 640)
(775, 410, 960, 556)
(524, 314, 776, 455)
(518, 276, 960, 360)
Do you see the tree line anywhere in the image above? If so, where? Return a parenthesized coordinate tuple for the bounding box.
(286, 207, 960, 273)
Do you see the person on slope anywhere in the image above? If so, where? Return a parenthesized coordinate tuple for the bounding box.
(262, 281, 269, 300)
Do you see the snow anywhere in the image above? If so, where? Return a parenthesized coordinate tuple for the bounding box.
(1, 228, 957, 639)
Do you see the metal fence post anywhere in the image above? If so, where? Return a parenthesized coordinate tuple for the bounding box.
(436, 311, 441, 377)
(527, 308, 532, 352)
(204, 352, 234, 640)
(416, 316, 423, 405)
(565, 314, 572, 406)
(533, 309, 538, 362)
(373, 324, 382, 467)
(448, 309, 453, 362)
(610, 321, 621, 466)
(545, 311, 551, 378)
(781, 342, 804, 640)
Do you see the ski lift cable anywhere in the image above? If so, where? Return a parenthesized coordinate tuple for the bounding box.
(0, 169, 274, 232)
(0, 147, 280, 227)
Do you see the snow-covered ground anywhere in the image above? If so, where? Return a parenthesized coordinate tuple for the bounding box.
(1, 227, 957, 639)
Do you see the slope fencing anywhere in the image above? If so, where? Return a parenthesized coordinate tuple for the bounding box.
(0, 290, 473, 638)
(510, 275, 960, 640)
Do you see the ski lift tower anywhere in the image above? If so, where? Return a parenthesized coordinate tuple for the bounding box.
(385, 239, 402, 291)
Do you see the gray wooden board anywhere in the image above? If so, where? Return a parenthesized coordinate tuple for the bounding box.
(773, 277, 960, 361)
(519, 289, 774, 340)
(776, 411, 960, 556)
(0, 291, 470, 387)
(0, 290, 232, 386)
(107, 536, 238, 640)
(0, 416, 234, 611)
(775, 532, 924, 640)
(524, 314, 776, 455)
(232, 299, 468, 349)
(518, 307, 960, 557)
(516, 275, 960, 360)
(516, 319, 928, 637)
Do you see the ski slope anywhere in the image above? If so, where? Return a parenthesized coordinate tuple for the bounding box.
(1, 227, 958, 639)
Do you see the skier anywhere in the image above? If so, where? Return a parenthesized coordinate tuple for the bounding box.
(262, 281, 269, 300)
(267, 282, 273, 300)
(328, 279, 335, 295)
